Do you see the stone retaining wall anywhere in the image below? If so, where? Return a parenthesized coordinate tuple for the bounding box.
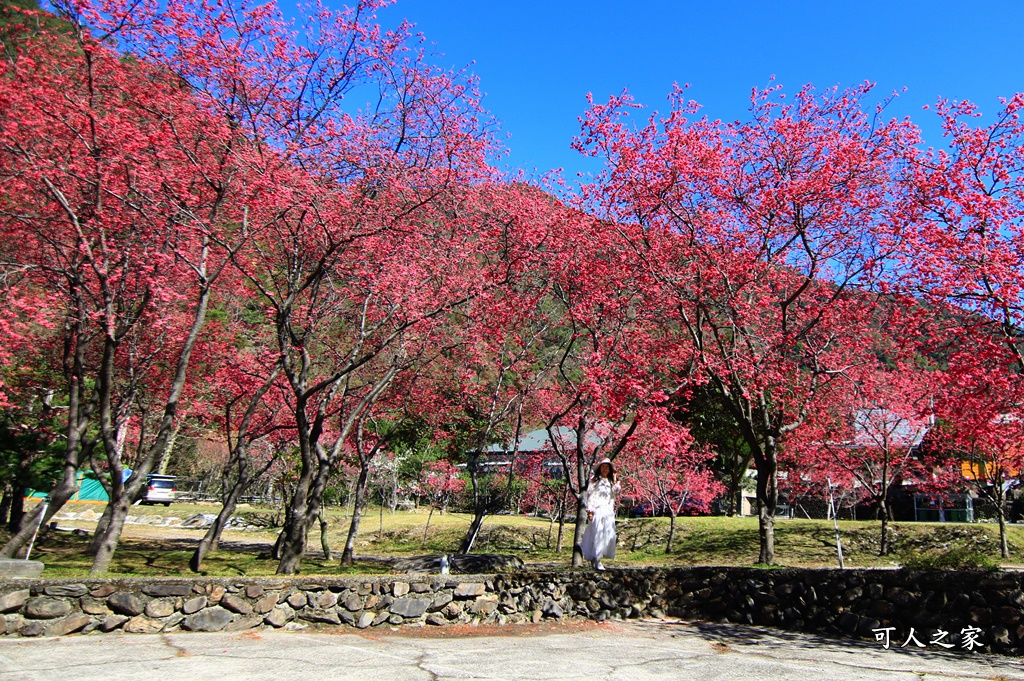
(2, 567, 1022, 655)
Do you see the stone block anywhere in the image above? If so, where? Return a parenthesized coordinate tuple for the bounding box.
(124, 616, 164, 634)
(429, 592, 453, 612)
(208, 585, 226, 604)
(995, 606, 1021, 625)
(426, 613, 447, 626)
(183, 607, 233, 632)
(392, 582, 410, 597)
(107, 593, 146, 617)
(0, 590, 30, 613)
(454, 583, 486, 599)
(299, 608, 340, 625)
(25, 598, 72, 620)
(142, 584, 192, 597)
(43, 614, 91, 637)
(80, 596, 111, 616)
(162, 613, 186, 631)
(264, 606, 294, 628)
(220, 594, 253, 615)
(145, 598, 176, 619)
(254, 594, 279, 614)
(470, 596, 498, 616)
(316, 591, 338, 609)
(990, 625, 1011, 646)
(287, 592, 307, 609)
(341, 593, 362, 612)
(838, 611, 860, 634)
(183, 596, 208, 614)
(21, 621, 45, 637)
(90, 585, 116, 598)
(44, 584, 88, 598)
(969, 607, 993, 627)
(99, 615, 129, 632)
(390, 597, 430, 619)
(225, 616, 263, 632)
(541, 600, 562, 619)
(356, 611, 375, 629)
(245, 585, 264, 599)
(372, 611, 391, 626)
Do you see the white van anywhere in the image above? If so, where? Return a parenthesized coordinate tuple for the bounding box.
(142, 475, 177, 506)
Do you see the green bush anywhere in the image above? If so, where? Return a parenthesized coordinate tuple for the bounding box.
(898, 547, 1000, 572)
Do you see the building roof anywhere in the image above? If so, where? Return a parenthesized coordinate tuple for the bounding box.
(485, 426, 606, 454)
(852, 409, 928, 449)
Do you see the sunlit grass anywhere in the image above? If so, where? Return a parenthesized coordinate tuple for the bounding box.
(7, 499, 1023, 577)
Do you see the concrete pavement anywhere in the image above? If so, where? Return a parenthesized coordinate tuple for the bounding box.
(0, 619, 1020, 681)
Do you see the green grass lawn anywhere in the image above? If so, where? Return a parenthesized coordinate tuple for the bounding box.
(7, 500, 1024, 577)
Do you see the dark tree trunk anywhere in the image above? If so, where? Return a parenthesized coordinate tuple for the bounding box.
(276, 509, 311, 574)
(274, 440, 322, 574)
(277, 468, 333, 575)
(90, 258, 215, 575)
(997, 502, 1010, 559)
(1, 384, 90, 557)
(341, 465, 369, 566)
(459, 455, 487, 554)
(0, 484, 11, 527)
(666, 511, 677, 554)
(318, 504, 332, 561)
(190, 451, 250, 572)
(754, 447, 778, 565)
(191, 364, 279, 572)
(556, 487, 567, 553)
(878, 496, 890, 556)
(571, 455, 588, 567)
(7, 487, 24, 534)
(89, 497, 132, 575)
(1, 462, 84, 558)
(89, 503, 114, 554)
(571, 499, 587, 567)
(423, 505, 435, 546)
(460, 509, 487, 554)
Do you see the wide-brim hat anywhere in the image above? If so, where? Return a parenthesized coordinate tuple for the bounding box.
(593, 457, 615, 475)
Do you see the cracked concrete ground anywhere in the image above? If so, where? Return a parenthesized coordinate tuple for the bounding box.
(0, 619, 1020, 681)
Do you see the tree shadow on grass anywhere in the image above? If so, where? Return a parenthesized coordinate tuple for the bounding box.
(670, 527, 761, 565)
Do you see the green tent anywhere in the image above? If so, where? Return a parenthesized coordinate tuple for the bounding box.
(28, 470, 109, 502)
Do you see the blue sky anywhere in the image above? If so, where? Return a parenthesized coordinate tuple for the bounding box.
(375, 0, 1024, 180)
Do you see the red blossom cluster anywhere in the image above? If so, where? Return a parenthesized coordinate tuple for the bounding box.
(3, 1, 1024, 572)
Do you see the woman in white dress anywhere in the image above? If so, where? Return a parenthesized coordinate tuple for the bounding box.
(581, 457, 620, 571)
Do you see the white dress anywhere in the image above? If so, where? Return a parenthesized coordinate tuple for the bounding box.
(581, 478, 620, 561)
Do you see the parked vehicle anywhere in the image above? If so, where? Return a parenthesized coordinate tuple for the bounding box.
(142, 475, 176, 506)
